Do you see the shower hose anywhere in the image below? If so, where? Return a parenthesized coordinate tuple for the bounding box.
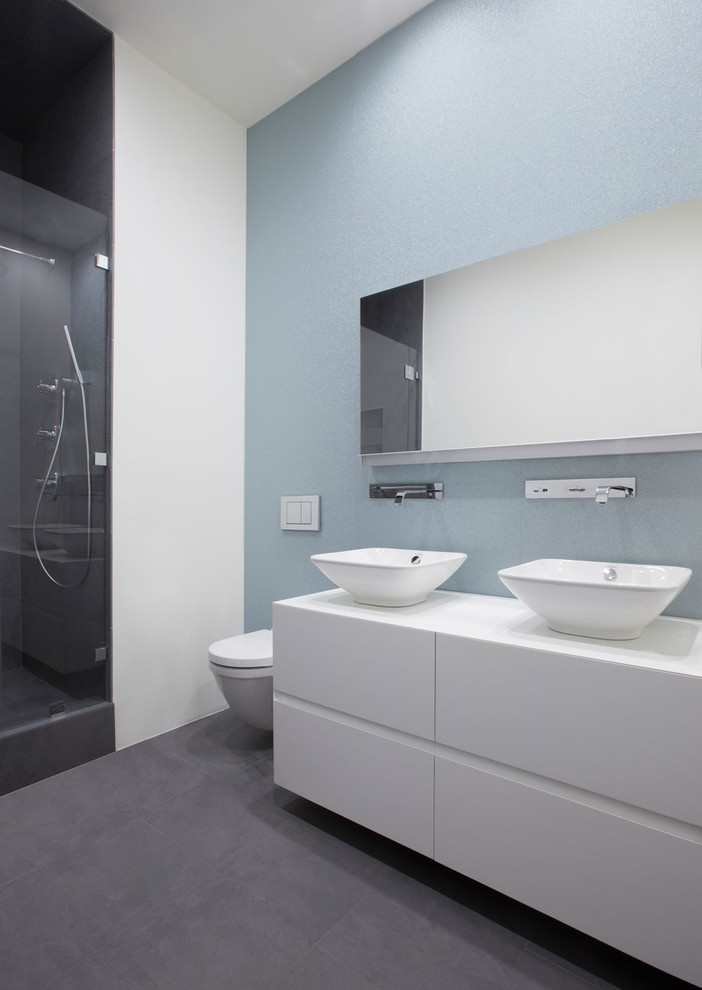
(32, 324, 92, 588)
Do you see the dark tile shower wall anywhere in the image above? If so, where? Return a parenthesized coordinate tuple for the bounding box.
(0, 0, 109, 142)
(0, 225, 23, 664)
(0, 134, 21, 178)
(0, 0, 114, 793)
(23, 40, 113, 217)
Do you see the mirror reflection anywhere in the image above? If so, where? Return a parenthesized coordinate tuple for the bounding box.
(361, 197, 702, 458)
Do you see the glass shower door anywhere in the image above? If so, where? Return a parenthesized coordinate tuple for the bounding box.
(0, 170, 109, 734)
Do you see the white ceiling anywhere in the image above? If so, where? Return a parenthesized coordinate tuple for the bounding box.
(71, 0, 435, 127)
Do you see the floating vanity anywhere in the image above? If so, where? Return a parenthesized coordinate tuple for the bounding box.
(273, 589, 702, 988)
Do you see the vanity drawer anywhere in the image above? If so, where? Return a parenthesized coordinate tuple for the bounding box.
(273, 603, 435, 738)
(434, 755, 702, 988)
(435, 634, 702, 827)
(274, 700, 434, 857)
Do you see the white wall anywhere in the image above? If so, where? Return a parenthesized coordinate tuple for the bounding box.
(112, 39, 246, 748)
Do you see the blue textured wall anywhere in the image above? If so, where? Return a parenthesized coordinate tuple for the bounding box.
(246, 0, 702, 630)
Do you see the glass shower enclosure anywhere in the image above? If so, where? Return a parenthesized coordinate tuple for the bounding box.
(0, 169, 110, 745)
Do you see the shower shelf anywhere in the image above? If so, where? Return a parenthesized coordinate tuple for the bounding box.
(3, 523, 106, 560)
(0, 545, 105, 563)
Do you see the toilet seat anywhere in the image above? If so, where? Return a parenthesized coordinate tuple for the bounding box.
(208, 628, 274, 730)
(208, 629, 272, 669)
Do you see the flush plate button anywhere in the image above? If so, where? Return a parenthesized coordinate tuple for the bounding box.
(281, 495, 320, 531)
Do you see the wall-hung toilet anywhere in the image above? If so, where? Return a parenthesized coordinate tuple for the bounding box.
(208, 629, 273, 730)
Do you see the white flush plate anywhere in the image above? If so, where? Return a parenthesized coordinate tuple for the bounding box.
(281, 495, 320, 530)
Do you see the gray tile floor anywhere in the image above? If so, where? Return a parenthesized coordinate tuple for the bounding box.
(0, 710, 696, 990)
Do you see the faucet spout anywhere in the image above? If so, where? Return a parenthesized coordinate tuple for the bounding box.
(369, 482, 444, 503)
(595, 485, 634, 505)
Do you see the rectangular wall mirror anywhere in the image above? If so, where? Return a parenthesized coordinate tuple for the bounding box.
(360, 197, 702, 465)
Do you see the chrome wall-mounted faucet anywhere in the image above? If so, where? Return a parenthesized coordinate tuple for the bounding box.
(525, 477, 636, 502)
(36, 380, 59, 396)
(36, 426, 58, 442)
(369, 482, 444, 505)
(37, 378, 75, 397)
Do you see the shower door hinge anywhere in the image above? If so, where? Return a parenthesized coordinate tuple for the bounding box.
(94, 646, 108, 663)
(95, 253, 110, 270)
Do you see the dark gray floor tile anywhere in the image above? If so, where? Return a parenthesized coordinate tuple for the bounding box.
(39, 807, 392, 990)
(272, 945, 378, 990)
(65, 818, 206, 940)
(46, 888, 301, 990)
(213, 813, 390, 938)
(56, 829, 377, 990)
(43, 951, 162, 990)
(0, 818, 204, 990)
(0, 737, 210, 856)
(0, 921, 81, 990)
(0, 806, 49, 886)
(68, 737, 214, 815)
(152, 708, 273, 777)
(49, 940, 378, 990)
(142, 762, 290, 863)
(320, 866, 530, 990)
(0, 762, 108, 859)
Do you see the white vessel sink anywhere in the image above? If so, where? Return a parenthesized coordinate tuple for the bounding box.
(498, 558, 692, 640)
(311, 547, 467, 607)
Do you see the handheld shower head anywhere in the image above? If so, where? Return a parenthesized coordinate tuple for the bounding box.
(64, 325, 84, 385)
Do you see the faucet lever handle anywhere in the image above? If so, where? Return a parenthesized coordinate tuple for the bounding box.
(595, 486, 610, 504)
(595, 483, 635, 505)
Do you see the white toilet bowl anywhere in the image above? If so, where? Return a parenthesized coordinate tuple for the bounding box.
(208, 629, 273, 730)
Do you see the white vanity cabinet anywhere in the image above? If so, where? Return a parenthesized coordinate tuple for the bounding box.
(434, 634, 702, 826)
(273, 590, 702, 988)
(434, 633, 702, 986)
(273, 600, 435, 856)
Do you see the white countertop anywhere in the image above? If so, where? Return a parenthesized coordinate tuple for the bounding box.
(275, 589, 702, 678)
